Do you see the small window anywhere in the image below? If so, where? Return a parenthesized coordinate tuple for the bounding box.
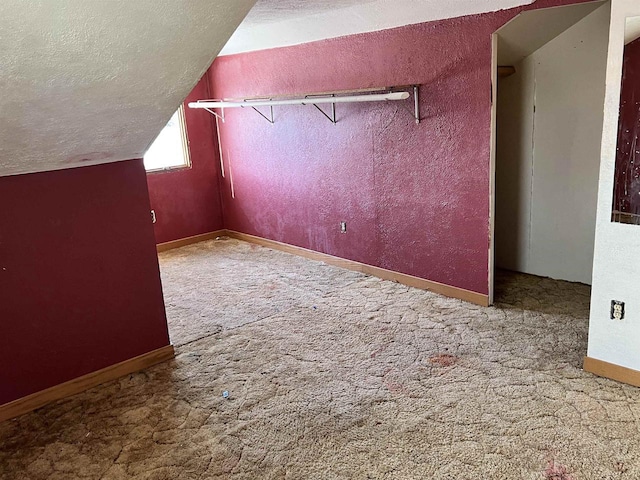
(144, 105, 190, 172)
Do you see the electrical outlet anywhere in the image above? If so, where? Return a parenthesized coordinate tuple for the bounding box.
(340, 221, 347, 234)
(151, 210, 157, 224)
(611, 300, 625, 320)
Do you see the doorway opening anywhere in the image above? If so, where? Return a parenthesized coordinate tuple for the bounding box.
(489, 1, 610, 304)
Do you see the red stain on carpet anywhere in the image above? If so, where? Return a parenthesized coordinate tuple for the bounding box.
(428, 354, 457, 367)
(370, 344, 389, 358)
(383, 379, 409, 395)
(382, 368, 409, 395)
(544, 459, 573, 480)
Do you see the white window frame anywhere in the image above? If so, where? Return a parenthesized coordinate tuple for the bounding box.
(144, 105, 191, 173)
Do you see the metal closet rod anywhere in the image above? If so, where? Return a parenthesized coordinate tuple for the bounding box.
(188, 85, 421, 125)
(189, 91, 408, 108)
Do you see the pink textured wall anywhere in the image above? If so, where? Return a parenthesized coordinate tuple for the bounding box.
(0, 161, 169, 405)
(147, 73, 224, 244)
(207, 0, 592, 296)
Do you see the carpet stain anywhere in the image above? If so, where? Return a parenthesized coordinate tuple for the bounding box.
(0, 239, 636, 479)
(615, 461, 628, 473)
(545, 459, 573, 480)
(383, 379, 409, 395)
(428, 353, 458, 367)
(370, 344, 389, 358)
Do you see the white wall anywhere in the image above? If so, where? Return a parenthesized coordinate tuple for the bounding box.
(495, 56, 535, 274)
(588, 0, 640, 371)
(495, 4, 610, 285)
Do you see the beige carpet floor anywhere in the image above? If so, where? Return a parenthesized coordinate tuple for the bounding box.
(1, 237, 638, 479)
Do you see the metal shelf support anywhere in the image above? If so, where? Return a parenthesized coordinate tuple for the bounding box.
(189, 85, 420, 125)
(306, 94, 336, 124)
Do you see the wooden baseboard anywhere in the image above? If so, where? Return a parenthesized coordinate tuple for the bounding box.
(0, 345, 175, 423)
(224, 230, 489, 306)
(157, 230, 226, 253)
(583, 356, 640, 387)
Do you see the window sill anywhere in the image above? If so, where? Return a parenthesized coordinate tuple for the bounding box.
(146, 164, 192, 175)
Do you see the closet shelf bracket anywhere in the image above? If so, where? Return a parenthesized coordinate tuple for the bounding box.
(247, 105, 274, 124)
(204, 107, 225, 122)
(306, 94, 336, 124)
(189, 85, 420, 125)
(394, 85, 420, 124)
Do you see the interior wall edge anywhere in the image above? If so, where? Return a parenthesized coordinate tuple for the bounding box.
(155, 229, 488, 305)
(1, 159, 170, 405)
(583, 355, 640, 388)
(224, 230, 489, 307)
(156, 230, 227, 252)
(147, 75, 224, 244)
(0, 345, 175, 424)
(587, 0, 640, 371)
(205, 68, 228, 229)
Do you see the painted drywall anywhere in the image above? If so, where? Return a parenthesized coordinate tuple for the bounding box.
(0, 160, 169, 405)
(221, 0, 535, 55)
(209, 0, 595, 296)
(529, 5, 609, 284)
(0, 0, 256, 178)
(612, 38, 640, 217)
(588, 0, 640, 371)
(495, 56, 536, 273)
(495, 4, 609, 284)
(147, 74, 224, 244)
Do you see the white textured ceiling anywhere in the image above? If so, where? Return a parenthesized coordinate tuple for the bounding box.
(0, 0, 256, 177)
(220, 0, 536, 56)
(626, 16, 640, 44)
(497, 1, 606, 64)
(243, 0, 378, 24)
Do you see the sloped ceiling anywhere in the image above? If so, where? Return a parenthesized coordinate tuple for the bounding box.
(244, 0, 379, 24)
(626, 16, 640, 44)
(497, 1, 606, 64)
(220, 0, 535, 56)
(0, 0, 256, 177)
